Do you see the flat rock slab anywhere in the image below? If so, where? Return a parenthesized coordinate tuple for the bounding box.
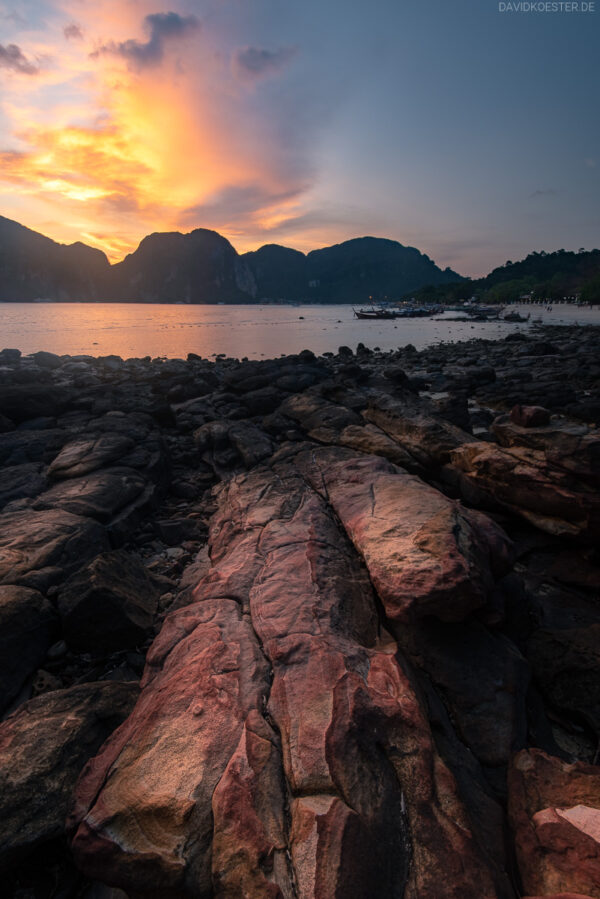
(0, 508, 108, 592)
(0, 681, 138, 871)
(0, 585, 58, 713)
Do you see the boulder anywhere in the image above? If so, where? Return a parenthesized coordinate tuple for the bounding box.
(0, 508, 108, 592)
(0, 585, 59, 713)
(509, 749, 600, 898)
(510, 404, 551, 427)
(0, 682, 138, 871)
(280, 393, 420, 470)
(493, 414, 600, 486)
(296, 446, 512, 623)
(449, 441, 600, 539)
(33, 467, 147, 523)
(363, 389, 474, 467)
(47, 434, 135, 479)
(57, 550, 159, 651)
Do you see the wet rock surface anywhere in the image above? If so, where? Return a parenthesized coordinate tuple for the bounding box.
(0, 323, 598, 897)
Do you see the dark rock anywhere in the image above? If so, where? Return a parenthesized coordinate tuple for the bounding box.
(0, 508, 108, 591)
(0, 386, 71, 423)
(33, 468, 147, 523)
(0, 681, 139, 871)
(57, 550, 159, 651)
(0, 586, 59, 713)
(0, 462, 46, 509)
(0, 348, 21, 363)
(31, 350, 63, 369)
(241, 386, 285, 416)
(510, 405, 551, 427)
(0, 429, 66, 466)
(48, 434, 135, 479)
(528, 624, 600, 738)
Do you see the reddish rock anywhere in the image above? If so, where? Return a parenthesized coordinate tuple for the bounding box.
(280, 392, 420, 471)
(449, 441, 600, 539)
(510, 404, 551, 427)
(493, 414, 600, 486)
(70, 600, 270, 898)
(524, 894, 596, 898)
(211, 711, 292, 898)
(509, 748, 600, 898)
(296, 445, 512, 623)
(71, 455, 511, 897)
(363, 389, 474, 466)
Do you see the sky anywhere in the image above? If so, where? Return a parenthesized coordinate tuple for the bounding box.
(0, 0, 598, 276)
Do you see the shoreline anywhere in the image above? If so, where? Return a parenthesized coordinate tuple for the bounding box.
(1, 323, 599, 896)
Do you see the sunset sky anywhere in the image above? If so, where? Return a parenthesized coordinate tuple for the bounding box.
(0, 0, 598, 276)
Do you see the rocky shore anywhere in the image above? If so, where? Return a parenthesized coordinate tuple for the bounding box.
(0, 324, 599, 899)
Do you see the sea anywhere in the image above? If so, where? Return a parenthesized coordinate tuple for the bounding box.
(0, 302, 598, 360)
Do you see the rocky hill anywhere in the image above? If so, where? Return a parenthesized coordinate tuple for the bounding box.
(0, 216, 461, 303)
(0, 216, 111, 302)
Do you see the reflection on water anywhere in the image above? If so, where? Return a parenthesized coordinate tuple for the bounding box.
(0, 302, 597, 360)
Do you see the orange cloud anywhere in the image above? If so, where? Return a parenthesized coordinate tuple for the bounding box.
(0, 2, 323, 259)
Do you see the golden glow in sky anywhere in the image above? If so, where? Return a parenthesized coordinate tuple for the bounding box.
(0, 0, 316, 260)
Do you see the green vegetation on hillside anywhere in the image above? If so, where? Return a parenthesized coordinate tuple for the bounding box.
(407, 248, 600, 304)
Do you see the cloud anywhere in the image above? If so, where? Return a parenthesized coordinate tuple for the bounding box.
(0, 43, 40, 75)
(0, 124, 154, 209)
(64, 23, 84, 41)
(529, 189, 557, 199)
(233, 45, 297, 81)
(92, 11, 200, 70)
(585, 158, 596, 169)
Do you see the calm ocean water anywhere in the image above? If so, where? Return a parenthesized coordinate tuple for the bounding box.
(0, 302, 598, 360)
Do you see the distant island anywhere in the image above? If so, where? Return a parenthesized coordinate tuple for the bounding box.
(0, 215, 461, 304)
(2, 214, 599, 305)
